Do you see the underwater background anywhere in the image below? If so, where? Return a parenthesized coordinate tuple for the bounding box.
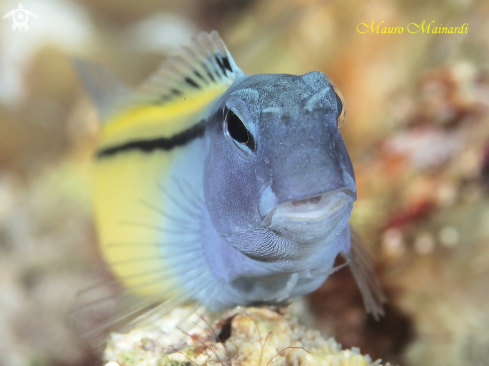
(0, 0, 488, 365)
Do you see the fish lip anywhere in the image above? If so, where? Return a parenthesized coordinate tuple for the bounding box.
(261, 188, 355, 227)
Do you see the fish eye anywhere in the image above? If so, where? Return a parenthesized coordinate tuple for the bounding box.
(223, 108, 256, 152)
(332, 84, 346, 130)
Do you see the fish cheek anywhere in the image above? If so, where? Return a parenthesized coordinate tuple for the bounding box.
(203, 120, 263, 246)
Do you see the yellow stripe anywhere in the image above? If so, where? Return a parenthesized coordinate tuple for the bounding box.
(101, 84, 229, 147)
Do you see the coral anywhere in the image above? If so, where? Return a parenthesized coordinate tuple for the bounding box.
(103, 307, 390, 366)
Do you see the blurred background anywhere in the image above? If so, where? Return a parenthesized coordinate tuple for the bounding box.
(0, 0, 488, 365)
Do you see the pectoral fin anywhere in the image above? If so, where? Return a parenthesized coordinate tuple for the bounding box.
(342, 226, 387, 320)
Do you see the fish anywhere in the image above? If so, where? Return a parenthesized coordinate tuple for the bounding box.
(73, 31, 386, 340)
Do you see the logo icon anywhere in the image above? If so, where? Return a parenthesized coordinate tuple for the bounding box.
(3, 3, 37, 31)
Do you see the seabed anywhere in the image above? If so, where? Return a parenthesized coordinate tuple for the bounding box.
(103, 306, 390, 366)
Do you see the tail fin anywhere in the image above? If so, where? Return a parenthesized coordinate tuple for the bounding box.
(73, 58, 130, 122)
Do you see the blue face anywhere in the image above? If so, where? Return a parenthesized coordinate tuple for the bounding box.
(203, 71, 357, 273)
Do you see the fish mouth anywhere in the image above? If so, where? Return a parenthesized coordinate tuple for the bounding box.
(261, 188, 355, 244)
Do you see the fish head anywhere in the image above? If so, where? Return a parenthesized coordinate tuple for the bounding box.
(204, 71, 356, 271)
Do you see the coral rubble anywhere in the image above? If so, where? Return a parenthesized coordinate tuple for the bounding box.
(103, 307, 389, 366)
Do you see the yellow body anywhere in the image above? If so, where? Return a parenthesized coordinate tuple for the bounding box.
(74, 31, 240, 338)
(93, 77, 232, 296)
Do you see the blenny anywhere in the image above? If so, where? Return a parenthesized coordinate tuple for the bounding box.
(75, 31, 386, 339)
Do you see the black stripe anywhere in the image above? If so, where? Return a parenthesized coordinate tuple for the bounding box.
(184, 77, 200, 89)
(202, 63, 216, 82)
(194, 69, 205, 80)
(215, 55, 227, 76)
(207, 56, 222, 80)
(157, 94, 171, 104)
(193, 69, 207, 83)
(222, 56, 233, 73)
(97, 119, 207, 159)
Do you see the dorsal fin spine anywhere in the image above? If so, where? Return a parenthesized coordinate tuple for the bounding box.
(181, 46, 214, 84)
(101, 31, 241, 125)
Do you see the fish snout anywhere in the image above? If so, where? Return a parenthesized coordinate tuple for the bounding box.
(259, 187, 355, 245)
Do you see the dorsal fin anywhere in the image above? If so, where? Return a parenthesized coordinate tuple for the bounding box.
(97, 31, 243, 148)
(133, 30, 242, 105)
(75, 31, 242, 149)
(75, 31, 241, 127)
(73, 58, 130, 122)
